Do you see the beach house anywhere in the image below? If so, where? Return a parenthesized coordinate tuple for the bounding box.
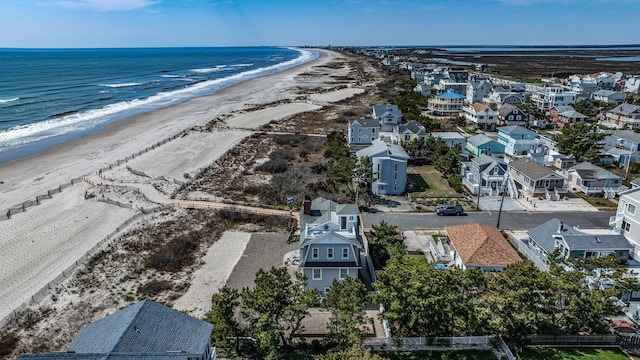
(466, 134, 505, 157)
(528, 218, 632, 265)
(461, 154, 508, 195)
(603, 103, 640, 129)
(372, 104, 402, 132)
(298, 197, 366, 297)
(392, 120, 429, 144)
(508, 158, 566, 199)
(19, 299, 216, 360)
(463, 102, 499, 131)
(530, 86, 577, 111)
(357, 139, 409, 195)
(566, 162, 626, 198)
(348, 117, 380, 150)
(611, 188, 640, 258)
(497, 125, 545, 162)
(445, 223, 521, 272)
(428, 89, 465, 117)
(497, 104, 528, 126)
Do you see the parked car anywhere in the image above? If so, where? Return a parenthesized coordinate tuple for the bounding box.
(435, 204, 464, 216)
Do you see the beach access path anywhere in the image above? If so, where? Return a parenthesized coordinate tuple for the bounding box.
(0, 49, 365, 327)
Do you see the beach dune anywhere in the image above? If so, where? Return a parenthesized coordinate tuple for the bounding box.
(0, 49, 361, 327)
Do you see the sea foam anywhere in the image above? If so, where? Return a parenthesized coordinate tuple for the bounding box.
(0, 48, 318, 153)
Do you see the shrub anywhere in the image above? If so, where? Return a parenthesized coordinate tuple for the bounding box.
(137, 280, 173, 296)
(274, 134, 304, 145)
(0, 332, 19, 356)
(255, 157, 289, 174)
(148, 234, 198, 272)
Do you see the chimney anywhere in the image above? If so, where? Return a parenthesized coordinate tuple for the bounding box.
(558, 221, 563, 233)
(303, 196, 312, 216)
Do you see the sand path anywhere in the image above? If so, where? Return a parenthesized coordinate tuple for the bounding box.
(0, 183, 134, 322)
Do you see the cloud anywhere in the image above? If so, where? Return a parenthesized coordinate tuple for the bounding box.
(57, 0, 160, 11)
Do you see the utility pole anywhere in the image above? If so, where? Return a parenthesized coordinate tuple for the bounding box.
(497, 173, 510, 229)
(476, 171, 482, 210)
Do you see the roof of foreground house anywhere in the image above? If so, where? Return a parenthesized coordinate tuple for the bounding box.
(498, 125, 535, 137)
(467, 134, 499, 147)
(610, 103, 640, 116)
(350, 117, 379, 128)
(19, 300, 213, 360)
(445, 224, 521, 267)
(300, 197, 359, 230)
(356, 139, 409, 160)
(372, 104, 402, 118)
(436, 89, 465, 99)
(528, 218, 583, 254)
(562, 234, 632, 251)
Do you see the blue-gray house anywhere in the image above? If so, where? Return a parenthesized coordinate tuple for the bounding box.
(299, 197, 366, 297)
(19, 299, 216, 360)
(466, 134, 505, 157)
(356, 139, 409, 195)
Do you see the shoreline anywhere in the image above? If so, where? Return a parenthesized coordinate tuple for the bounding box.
(0, 47, 365, 329)
(0, 49, 329, 210)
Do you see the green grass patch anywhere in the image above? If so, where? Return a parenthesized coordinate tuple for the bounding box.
(379, 350, 498, 360)
(407, 173, 430, 192)
(404, 254, 429, 265)
(408, 165, 461, 198)
(573, 192, 617, 210)
(520, 347, 629, 360)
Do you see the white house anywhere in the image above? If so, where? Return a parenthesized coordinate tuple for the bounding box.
(530, 86, 577, 111)
(611, 188, 640, 259)
(463, 102, 499, 131)
(466, 78, 492, 104)
(591, 90, 626, 105)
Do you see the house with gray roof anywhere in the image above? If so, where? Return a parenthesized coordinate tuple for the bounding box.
(497, 125, 545, 162)
(527, 218, 632, 265)
(466, 134, 505, 157)
(372, 104, 402, 132)
(603, 130, 640, 166)
(497, 104, 528, 126)
(508, 158, 566, 199)
(19, 299, 216, 360)
(461, 154, 508, 195)
(566, 162, 626, 198)
(357, 139, 409, 195)
(603, 103, 640, 129)
(348, 117, 380, 150)
(392, 120, 428, 144)
(430, 132, 466, 150)
(299, 197, 366, 297)
(591, 89, 625, 104)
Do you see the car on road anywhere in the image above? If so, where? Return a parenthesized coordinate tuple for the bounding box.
(435, 204, 464, 216)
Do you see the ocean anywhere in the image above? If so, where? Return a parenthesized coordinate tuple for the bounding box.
(0, 47, 317, 163)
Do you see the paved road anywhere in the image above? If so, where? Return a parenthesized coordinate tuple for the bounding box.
(361, 210, 615, 231)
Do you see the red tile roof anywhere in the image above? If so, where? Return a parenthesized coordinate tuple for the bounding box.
(445, 224, 522, 268)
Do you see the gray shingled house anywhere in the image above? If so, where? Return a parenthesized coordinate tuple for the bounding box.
(299, 197, 370, 297)
(508, 158, 566, 200)
(19, 299, 216, 360)
(527, 218, 632, 264)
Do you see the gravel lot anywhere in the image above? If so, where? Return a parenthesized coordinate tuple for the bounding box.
(225, 232, 298, 290)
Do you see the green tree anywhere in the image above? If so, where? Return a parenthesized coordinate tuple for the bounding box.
(325, 130, 357, 195)
(435, 143, 462, 178)
(323, 277, 368, 350)
(554, 122, 604, 163)
(206, 286, 243, 354)
(242, 267, 320, 359)
(368, 221, 404, 269)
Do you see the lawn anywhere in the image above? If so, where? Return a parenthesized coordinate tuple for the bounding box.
(573, 192, 618, 210)
(407, 165, 463, 198)
(520, 347, 630, 360)
(379, 350, 498, 360)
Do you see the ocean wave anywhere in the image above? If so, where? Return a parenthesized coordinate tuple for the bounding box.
(0, 97, 19, 104)
(100, 82, 144, 88)
(191, 66, 230, 74)
(233, 63, 254, 67)
(0, 48, 318, 152)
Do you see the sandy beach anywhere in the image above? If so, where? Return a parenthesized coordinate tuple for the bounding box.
(0, 48, 365, 332)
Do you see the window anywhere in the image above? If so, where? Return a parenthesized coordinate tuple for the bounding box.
(623, 220, 631, 232)
(339, 268, 349, 280)
(340, 216, 347, 230)
(358, 128, 362, 133)
(327, 248, 334, 259)
(313, 268, 322, 280)
(628, 204, 636, 215)
(312, 248, 318, 259)
(324, 287, 331, 295)
(372, 128, 376, 133)
(342, 247, 349, 259)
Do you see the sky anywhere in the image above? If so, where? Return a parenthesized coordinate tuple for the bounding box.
(0, 0, 639, 48)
